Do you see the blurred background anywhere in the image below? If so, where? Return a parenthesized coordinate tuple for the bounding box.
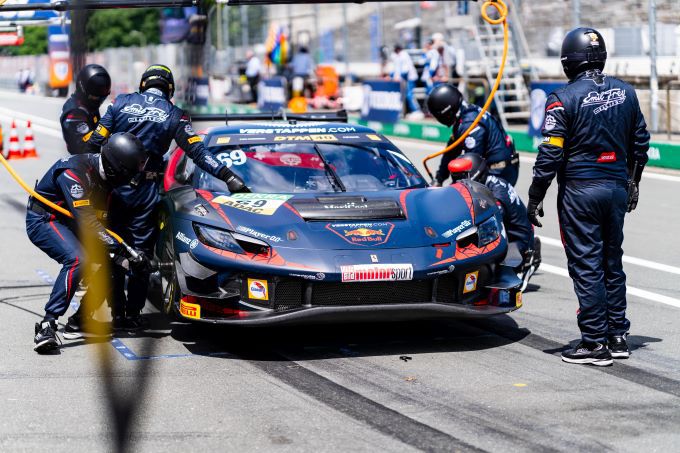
(0, 0, 678, 138)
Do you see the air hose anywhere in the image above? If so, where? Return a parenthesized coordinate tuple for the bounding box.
(422, 0, 510, 181)
(0, 152, 127, 246)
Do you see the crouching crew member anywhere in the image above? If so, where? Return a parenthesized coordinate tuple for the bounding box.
(527, 28, 650, 366)
(427, 84, 519, 186)
(29, 133, 149, 353)
(60, 64, 111, 155)
(85, 64, 248, 328)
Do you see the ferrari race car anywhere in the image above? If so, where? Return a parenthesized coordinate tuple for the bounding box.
(155, 112, 522, 325)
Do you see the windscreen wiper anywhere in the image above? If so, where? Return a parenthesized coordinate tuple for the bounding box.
(313, 143, 346, 192)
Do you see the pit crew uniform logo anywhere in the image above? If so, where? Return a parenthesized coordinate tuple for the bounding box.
(70, 184, 84, 199)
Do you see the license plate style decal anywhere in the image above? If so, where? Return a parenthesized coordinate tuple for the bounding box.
(340, 264, 414, 282)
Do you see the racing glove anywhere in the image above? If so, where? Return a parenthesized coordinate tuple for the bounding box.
(527, 181, 548, 228)
(626, 182, 639, 213)
(128, 250, 153, 276)
(218, 167, 250, 193)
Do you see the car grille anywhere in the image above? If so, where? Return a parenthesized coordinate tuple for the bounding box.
(435, 274, 457, 303)
(273, 280, 304, 311)
(312, 280, 433, 306)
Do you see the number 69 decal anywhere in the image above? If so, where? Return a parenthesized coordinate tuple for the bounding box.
(215, 150, 247, 167)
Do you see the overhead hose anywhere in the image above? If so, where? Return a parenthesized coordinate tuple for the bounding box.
(422, 0, 509, 181)
(0, 153, 125, 245)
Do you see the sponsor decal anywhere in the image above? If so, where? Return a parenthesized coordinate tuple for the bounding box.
(341, 264, 414, 282)
(464, 136, 477, 149)
(216, 136, 231, 144)
(366, 134, 382, 141)
(179, 299, 201, 319)
(597, 152, 617, 163)
(289, 272, 326, 281)
(204, 155, 220, 169)
(121, 104, 169, 123)
(426, 265, 456, 277)
(326, 222, 395, 246)
(442, 220, 473, 239)
(187, 136, 203, 144)
(247, 279, 268, 300)
(95, 124, 110, 138)
(189, 239, 199, 249)
(543, 115, 556, 131)
(394, 123, 410, 135)
(72, 199, 90, 208)
(587, 32, 600, 45)
(272, 134, 338, 142)
(82, 131, 93, 142)
(193, 204, 209, 216)
(184, 124, 195, 135)
(239, 126, 356, 134)
(176, 232, 193, 246)
(236, 225, 283, 243)
(212, 193, 292, 216)
(463, 271, 479, 294)
(98, 231, 116, 245)
(70, 184, 84, 199)
(323, 201, 369, 210)
(582, 88, 626, 114)
(279, 153, 302, 166)
(370, 254, 379, 263)
(515, 291, 523, 308)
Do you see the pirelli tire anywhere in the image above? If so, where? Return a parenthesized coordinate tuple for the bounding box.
(157, 213, 182, 321)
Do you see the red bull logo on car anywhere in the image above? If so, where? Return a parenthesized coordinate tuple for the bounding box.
(326, 222, 395, 246)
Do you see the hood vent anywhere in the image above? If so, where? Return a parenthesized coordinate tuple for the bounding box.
(291, 196, 405, 221)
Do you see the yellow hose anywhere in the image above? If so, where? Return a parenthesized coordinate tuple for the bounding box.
(423, 0, 509, 180)
(0, 153, 125, 244)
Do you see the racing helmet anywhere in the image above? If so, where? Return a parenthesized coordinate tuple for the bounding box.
(448, 153, 488, 183)
(427, 84, 463, 127)
(560, 27, 607, 80)
(101, 132, 148, 187)
(139, 64, 175, 98)
(75, 64, 111, 108)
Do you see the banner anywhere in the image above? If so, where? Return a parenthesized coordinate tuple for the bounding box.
(47, 25, 71, 89)
(529, 81, 564, 137)
(360, 80, 402, 124)
(257, 77, 287, 112)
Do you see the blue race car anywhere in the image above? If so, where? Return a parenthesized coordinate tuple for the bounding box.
(155, 112, 522, 325)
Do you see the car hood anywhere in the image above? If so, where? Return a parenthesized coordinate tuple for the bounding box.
(183, 186, 483, 250)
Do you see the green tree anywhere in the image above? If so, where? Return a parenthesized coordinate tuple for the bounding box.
(0, 27, 47, 56)
(86, 9, 160, 50)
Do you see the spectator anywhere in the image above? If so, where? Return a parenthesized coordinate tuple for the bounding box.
(290, 46, 315, 97)
(391, 44, 423, 120)
(245, 50, 261, 104)
(421, 39, 442, 96)
(432, 33, 459, 79)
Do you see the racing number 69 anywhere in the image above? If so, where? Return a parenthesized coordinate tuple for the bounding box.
(216, 150, 247, 168)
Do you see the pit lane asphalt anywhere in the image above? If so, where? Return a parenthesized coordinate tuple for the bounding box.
(0, 91, 678, 452)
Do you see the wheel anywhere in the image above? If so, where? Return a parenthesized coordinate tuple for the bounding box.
(158, 220, 181, 319)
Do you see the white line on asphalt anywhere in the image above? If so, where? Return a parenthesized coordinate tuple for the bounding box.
(538, 235, 680, 276)
(0, 105, 63, 139)
(539, 263, 680, 309)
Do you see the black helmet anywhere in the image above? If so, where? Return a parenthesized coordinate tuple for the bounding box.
(448, 153, 488, 183)
(560, 27, 607, 80)
(427, 84, 463, 127)
(76, 64, 111, 108)
(139, 64, 175, 98)
(101, 132, 148, 187)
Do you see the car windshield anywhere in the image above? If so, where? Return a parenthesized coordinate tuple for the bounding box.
(194, 142, 427, 193)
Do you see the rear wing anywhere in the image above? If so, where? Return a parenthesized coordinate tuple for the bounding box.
(190, 110, 349, 125)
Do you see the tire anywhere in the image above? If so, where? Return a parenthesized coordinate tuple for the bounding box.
(158, 219, 181, 320)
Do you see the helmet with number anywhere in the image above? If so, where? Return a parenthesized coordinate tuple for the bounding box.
(101, 132, 148, 187)
(75, 64, 111, 109)
(448, 153, 488, 183)
(139, 64, 175, 98)
(427, 84, 463, 127)
(560, 27, 607, 80)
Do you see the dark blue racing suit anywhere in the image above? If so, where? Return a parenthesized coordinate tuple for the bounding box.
(530, 69, 650, 343)
(85, 87, 228, 315)
(437, 103, 519, 185)
(60, 94, 101, 155)
(26, 154, 116, 321)
(484, 175, 533, 255)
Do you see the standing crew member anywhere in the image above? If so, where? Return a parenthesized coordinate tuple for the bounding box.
(29, 133, 149, 353)
(527, 28, 650, 366)
(60, 64, 111, 155)
(85, 64, 248, 328)
(427, 84, 519, 186)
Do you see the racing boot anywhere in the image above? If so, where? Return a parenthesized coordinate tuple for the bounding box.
(34, 320, 60, 353)
(113, 314, 147, 332)
(63, 310, 110, 340)
(561, 341, 613, 367)
(607, 334, 630, 359)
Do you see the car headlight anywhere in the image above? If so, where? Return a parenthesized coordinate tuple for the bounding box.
(193, 224, 245, 254)
(477, 216, 500, 247)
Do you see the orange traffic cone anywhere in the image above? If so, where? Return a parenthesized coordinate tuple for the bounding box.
(6, 120, 23, 160)
(22, 120, 37, 158)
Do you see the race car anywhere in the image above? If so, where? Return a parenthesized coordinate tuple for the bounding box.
(155, 111, 522, 325)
